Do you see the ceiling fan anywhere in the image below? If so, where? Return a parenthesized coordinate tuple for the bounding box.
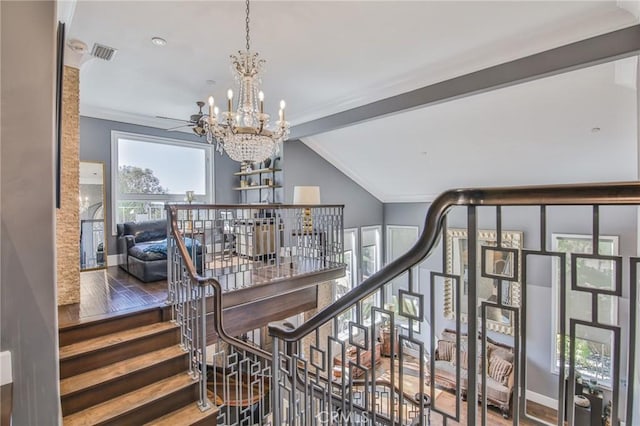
(156, 101, 207, 136)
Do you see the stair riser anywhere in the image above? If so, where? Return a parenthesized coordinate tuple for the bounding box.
(59, 307, 170, 346)
(60, 328, 180, 379)
(98, 382, 199, 426)
(61, 353, 189, 416)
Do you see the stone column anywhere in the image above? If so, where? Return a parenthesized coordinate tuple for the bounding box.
(56, 65, 80, 305)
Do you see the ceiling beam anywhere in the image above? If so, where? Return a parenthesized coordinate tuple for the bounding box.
(290, 24, 640, 139)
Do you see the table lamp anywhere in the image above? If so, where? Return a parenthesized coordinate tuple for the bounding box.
(293, 186, 320, 232)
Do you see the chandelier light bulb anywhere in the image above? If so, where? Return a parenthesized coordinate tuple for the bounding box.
(279, 100, 286, 110)
(208, 96, 214, 107)
(214, 106, 219, 116)
(226, 89, 233, 114)
(258, 91, 264, 101)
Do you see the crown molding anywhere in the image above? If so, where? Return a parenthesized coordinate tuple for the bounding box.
(382, 194, 439, 204)
(80, 104, 194, 134)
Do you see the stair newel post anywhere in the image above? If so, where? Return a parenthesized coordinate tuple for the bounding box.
(272, 336, 282, 426)
(199, 283, 211, 411)
(166, 211, 174, 306)
(466, 205, 478, 425)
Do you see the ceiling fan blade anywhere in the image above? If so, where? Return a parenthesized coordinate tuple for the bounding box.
(156, 115, 192, 123)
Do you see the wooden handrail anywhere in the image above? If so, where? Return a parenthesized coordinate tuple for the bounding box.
(269, 181, 640, 341)
(167, 205, 272, 361)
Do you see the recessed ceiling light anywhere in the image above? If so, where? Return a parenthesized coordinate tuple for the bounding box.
(151, 37, 167, 46)
(420, 151, 428, 156)
(206, 79, 217, 86)
(591, 127, 601, 133)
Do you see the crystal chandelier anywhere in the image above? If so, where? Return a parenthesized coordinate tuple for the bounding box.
(203, 0, 290, 163)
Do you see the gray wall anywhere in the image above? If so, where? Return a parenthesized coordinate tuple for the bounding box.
(283, 140, 383, 229)
(79, 116, 237, 255)
(0, 1, 60, 423)
(384, 202, 637, 402)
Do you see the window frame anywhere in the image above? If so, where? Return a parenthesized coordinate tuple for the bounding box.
(550, 232, 619, 389)
(385, 225, 420, 332)
(110, 131, 215, 234)
(335, 228, 359, 341)
(360, 225, 382, 327)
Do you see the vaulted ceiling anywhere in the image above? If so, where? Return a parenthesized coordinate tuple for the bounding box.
(69, 1, 639, 202)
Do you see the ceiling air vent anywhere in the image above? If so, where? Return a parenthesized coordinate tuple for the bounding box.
(90, 43, 117, 61)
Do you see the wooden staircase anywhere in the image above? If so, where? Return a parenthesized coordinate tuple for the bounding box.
(59, 306, 218, 425)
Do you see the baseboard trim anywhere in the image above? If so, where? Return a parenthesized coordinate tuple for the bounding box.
(526, 390, 558, 410)
(107, 254, 120, 266)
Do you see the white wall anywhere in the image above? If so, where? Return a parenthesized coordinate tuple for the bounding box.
(0, 1, 60, 423)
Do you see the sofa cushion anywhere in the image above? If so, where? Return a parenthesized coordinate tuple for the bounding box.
(128, 237, 201, 261)
(489, 346, 514, 364)
(129, 241, 168, 261)
(122, 220, 167, 243)
(434, 360, 468, 386)
(483, 376, 511, 403)
(488, 355, 512, 386)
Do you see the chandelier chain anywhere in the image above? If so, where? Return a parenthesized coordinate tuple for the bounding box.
(245, 0, 250, 52)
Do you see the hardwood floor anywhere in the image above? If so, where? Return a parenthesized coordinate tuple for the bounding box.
(58, 258, 341, 328)
(58, 267, 167, 328)
(370, 358, 559, 426)
(427, 391, 559, 425)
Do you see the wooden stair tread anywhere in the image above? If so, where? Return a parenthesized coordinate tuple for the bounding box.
(60, 322, 177, 360)
(63, 373, 196, 426)
(60, 345, 185, 397)
(144, 402, 219, 426)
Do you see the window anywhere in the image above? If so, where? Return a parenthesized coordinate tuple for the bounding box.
(361, 226, 382, 280)
(551, 233, 618, 388)
(111, 131, 214, 232)
(335, 229, 358, 340)
(361, 226, 382, 324)
(386, 225, 419, 331)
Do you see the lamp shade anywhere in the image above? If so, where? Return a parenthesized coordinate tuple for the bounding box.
(293, 186, 320, 205)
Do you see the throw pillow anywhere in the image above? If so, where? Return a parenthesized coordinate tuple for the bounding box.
(488, 355, 513, 386)
(440, 330, 458, 342)
(436, 340, 455, 361)
(450, 350, 468, 370)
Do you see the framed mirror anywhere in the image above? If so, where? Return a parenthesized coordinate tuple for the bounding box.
(80, 161, 107, 270)
(444, 228, 523, 335)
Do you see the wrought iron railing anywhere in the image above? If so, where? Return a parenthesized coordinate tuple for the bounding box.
(166, 203, 344, 422)
(269, 182, 639, 426)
